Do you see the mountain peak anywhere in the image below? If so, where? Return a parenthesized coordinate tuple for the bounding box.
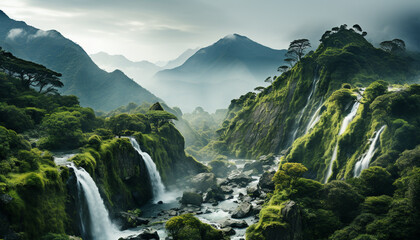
(0, 10, 10, 19)
(222, 33, 249, 41)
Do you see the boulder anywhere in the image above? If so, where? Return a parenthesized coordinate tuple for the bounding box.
(243, 161, 263, 174)
(180, 192, 202, 206)
(232, 202, 253, 219)
(118, 212, 149, 230)
(203, 188, 225, 203)
(220, 185, 233, 194)
(221, 227, 236, 236)
(259, 154, 276, 166)
(247, 186, 260, 198)
(227, 173, 253, 187)
(258, 171, 275, 192)
(221, 219, 249, 228)
(190, 173, 217, 191)
(118, 228, 159, 240)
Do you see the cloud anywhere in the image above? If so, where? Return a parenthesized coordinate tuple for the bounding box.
(6, 28, 26, 40)
(1, 0, 420, 61)
(28, 29, 55, 39)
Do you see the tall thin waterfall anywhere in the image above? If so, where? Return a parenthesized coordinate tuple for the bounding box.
(68, 163, 119, 240)
(353, 125, 386, 177)
(323, 94, 362, 183)
(129, 137, 165, 202)
(290, 73, 321, 144)
(305, 98, 324, 134)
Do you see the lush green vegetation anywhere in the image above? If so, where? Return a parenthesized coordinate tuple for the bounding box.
(247, 157, 420, 239)
(210, 26, 419, 159)
(0, 50, 206, 239)
(166, 214, 228, 240)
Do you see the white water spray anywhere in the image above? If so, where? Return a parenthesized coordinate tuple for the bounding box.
(305, 99, 324, 134)
(129, 137, 165, 202)
(324, 94, 363, 183)
(290, 73, 321, 144)
(68, 163, 119, 240)
(353, 125, 386, 177)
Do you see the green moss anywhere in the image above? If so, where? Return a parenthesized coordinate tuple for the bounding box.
(166, 214, 227, 240)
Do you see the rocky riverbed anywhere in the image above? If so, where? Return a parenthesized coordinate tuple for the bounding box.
(118, 156, 279, 240)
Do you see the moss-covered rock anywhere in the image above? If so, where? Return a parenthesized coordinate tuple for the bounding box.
(166, 214, 228, 240)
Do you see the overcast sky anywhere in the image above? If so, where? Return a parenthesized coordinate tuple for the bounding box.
(1, 0, 419, 62)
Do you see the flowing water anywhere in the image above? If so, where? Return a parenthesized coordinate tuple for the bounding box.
(129, 137, 165, 202)
(305, 98, 324, 134)
(68, 163, 120, 240)
(353, 125, 387, 177)
(290, 72, 321, 145)
(324, 94, 362, 183)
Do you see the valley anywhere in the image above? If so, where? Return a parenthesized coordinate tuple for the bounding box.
(0, 6, 420, 240)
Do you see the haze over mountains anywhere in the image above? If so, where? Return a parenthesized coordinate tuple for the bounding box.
(90, 48, 198, 90)
(0, 10, 159, 111)
(154, 34, 287, 112)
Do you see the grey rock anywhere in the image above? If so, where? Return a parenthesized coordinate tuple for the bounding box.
(190, 173, 217, 191)
(221, 219, 249, 228)
(258, 171, 275, 192)
(232, 202, 253, 218)
(227, 173, 253, 187)
(221, 227, 236, 236)
(119, 228, 159, 240)
(181, 192, 202, 206)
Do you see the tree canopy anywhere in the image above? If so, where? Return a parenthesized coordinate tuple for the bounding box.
(287, 39, 311, 61)
(0, 49, 63, 94)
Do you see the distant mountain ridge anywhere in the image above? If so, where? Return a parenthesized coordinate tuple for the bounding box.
(0, 10, 160, 111)
(154, 33, 287, 112)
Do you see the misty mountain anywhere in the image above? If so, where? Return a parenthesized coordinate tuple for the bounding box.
(0, 10, 159, 111)
(154, 34, 287, 112)
(160, 48, 199, 69)
(90, 51, 162, 90)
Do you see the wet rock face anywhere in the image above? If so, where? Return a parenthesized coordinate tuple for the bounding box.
(189, 173, 217, 191)
(258, 171, 275, 192)
(263, 200, 303, 240)
(232, 202, 253, 218)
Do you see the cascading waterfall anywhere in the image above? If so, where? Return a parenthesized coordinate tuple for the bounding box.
(353, 125, 387, 177)
(289, 72, 321, 144)
(129, 137, 165, 202)
(68, 163, 119, 240)
(305, 98, 324, 134)
(323, 93, 362, 183)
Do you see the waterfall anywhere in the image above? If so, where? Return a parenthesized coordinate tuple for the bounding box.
(129, 137, 165, 202)
(353, 125, 386, 177)
(305, 99, 324, 134)
(68, 163, 119, 240)
(290, 73, 321, 144)
(323, 94, 363, 183)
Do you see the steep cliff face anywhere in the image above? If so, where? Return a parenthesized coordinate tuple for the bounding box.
(217, 29, 417, 159)
(285, 83, 420, 182)
(72, 123, 208, 212)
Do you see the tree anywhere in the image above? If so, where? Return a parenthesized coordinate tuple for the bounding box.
(146, 110, 178, 130)
(278, 65, 289, 73)
(320, 30, 332, 42)
(362, 31, 367, 37)
(380, 39, 406, 53)
(0, 50, 63, 94)
(264, 76, 272, 84)
(254, 86, 265, 92)
(287, 39, 311, 61)
(353, 24, 363, 33)
(284, 58, 296, 67)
